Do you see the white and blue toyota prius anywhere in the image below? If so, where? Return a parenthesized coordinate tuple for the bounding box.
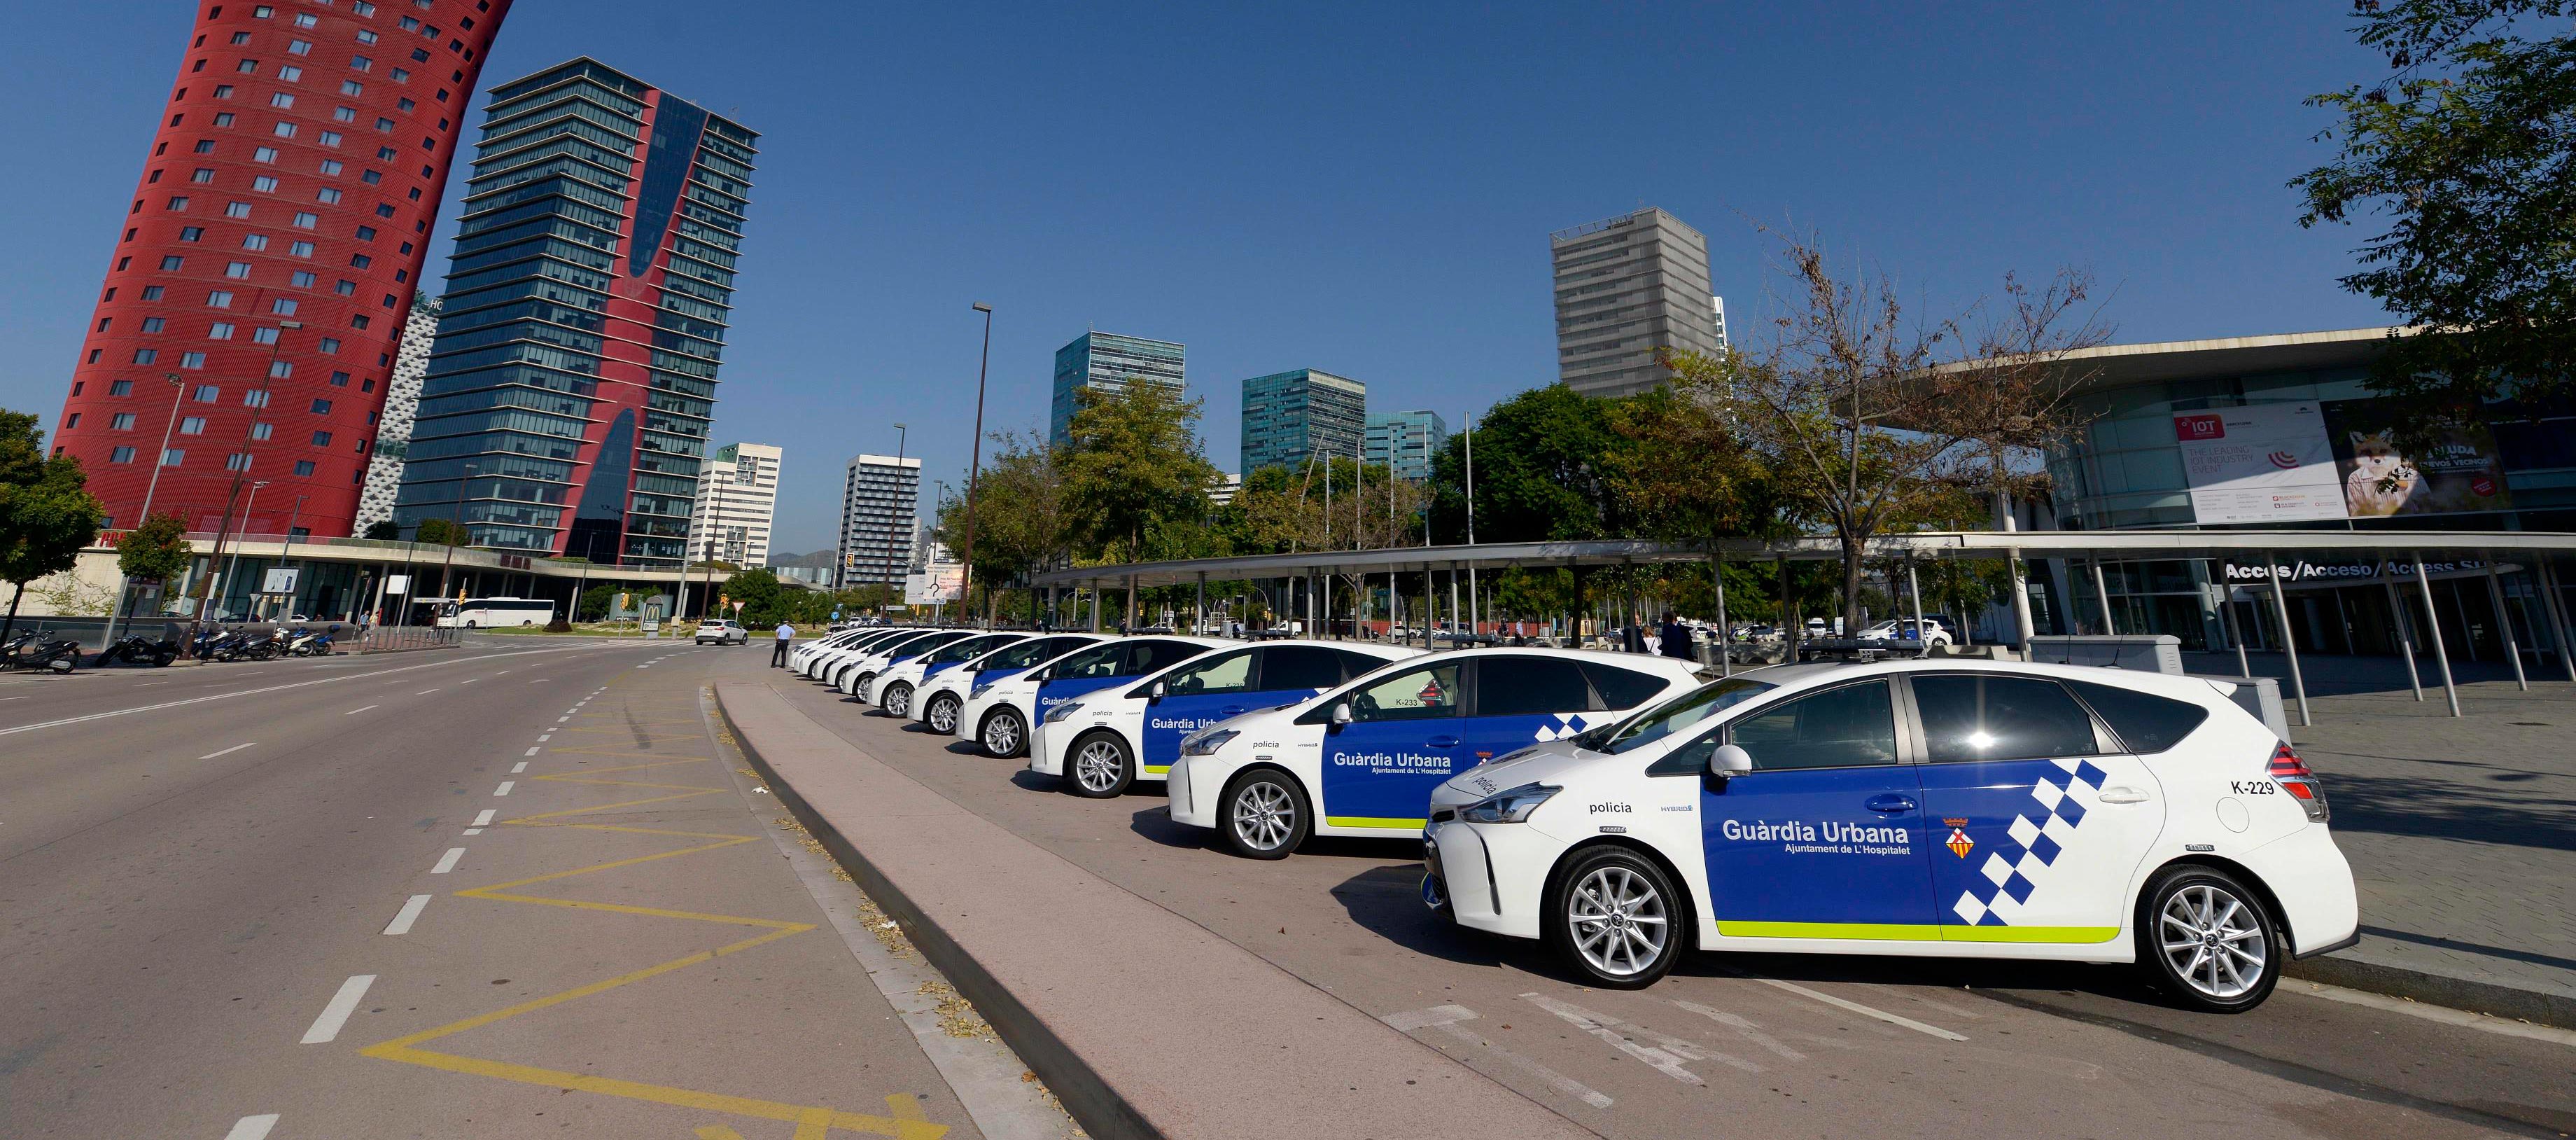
(1165, 647, 1703, 859)
(1418, 659, 2358, 1012)
(1032, 640, 1423, 797)
(958, 636, 1232, 758)
(912, 634, 1105, 737)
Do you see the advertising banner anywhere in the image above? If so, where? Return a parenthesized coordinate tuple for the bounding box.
(260, 567, 300, 595)
(2172, 402, 2350, 524)
(2318, 399, 2512, 518)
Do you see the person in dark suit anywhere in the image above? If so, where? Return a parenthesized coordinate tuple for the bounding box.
(1660, 613, 1696, 661)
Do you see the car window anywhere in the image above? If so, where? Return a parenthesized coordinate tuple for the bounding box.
(1259, 645, 1352, 691)
(1581, 662, 1671, 710)
(1348, 661, 1466, 722)
(1164, 648, 1255, 695)
(1646, 728, 1726, 777)
(2066, 679, 2209, 754)
(891, 632, 966, 657)
(1585, 676, 1777, 755)
(1117, 639, 1200, 676)
(926, 635, 1012, 665)
(987, 637, 1074, 669)
(1049, 643, 1126, 679)
(1726, 681, 1899, 770)
(1474, 655, 1595, 717)
(1911, 675, 2101, 763)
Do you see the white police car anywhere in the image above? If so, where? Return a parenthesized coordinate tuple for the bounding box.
(791, 627, 883, 674)
(914, 633, 1107, 737)
(958, 635, 1231, 758)
(860, 631, 1028, 717)
(1420, 659, 2358, 1012)
(1033, 640, 1422, 797)
(1166, 647, 1702, 859)
(799, 627, 909, 679)
(839, 630, 974, 697)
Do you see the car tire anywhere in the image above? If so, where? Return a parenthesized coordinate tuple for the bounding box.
(883, 683, 914, 718)
(1544, 846, 1686, 989)
(924, 693, 962, 735)
(1218, 769, 1310, 860)
(2136, 864, 2282, 1013)
(1067, 731, 1134, 798)
(979, 707, 1028, 758)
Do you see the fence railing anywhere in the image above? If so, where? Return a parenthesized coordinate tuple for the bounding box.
(358, 626, 463, 653)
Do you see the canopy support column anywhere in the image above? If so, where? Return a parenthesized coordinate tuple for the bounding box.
(2092, 559, 2118, 636)
(1907, 557, 1928, 659)
(2486, 558, 2528, 690)
(2266, 551, 2311, 727)
(2415, 554, 2460, 717)
(2542, 557, 2576, 682)
(2382, 578, 2422, 701)
(1712, 551, 1730, 677)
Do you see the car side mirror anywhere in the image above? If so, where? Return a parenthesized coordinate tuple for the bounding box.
(1330, 702, 1352, 729)
(1149, 680, 1168, 702)
(1709, 744, 1754, 778)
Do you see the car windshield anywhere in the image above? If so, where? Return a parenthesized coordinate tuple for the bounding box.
(1576, 676, 1777, 754)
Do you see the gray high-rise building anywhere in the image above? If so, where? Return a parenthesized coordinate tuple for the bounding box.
(1051, 332, 1185, 445)
(1549, 207, 1723, 397)
(835, 453, 920, 590)
(1240, 369, 1366, 475)
(1366, 410, 1448, 483)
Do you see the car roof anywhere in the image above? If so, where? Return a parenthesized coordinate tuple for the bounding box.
(1730, 656, 2227, 703)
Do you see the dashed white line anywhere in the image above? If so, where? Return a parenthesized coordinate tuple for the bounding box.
(537, 734, 551, 742)
(197, 742, 255, 760)
(429, 847, 466, 874)
(416, 689, 440, 695)
(224, 1114, 281, 1140)
(556, 716, 570, 723)
(460, 679, 477, 685)
(524, 746, 540, 756)
(383, 894, 433, 936)
(496, 670, 511, 675)
(344, 705, 378, 715)
(299, 975, 376, 1043)
(510, 761, 527, 774)
(1741, 976, 1967, 1041)
(493, 781, 514, 796)
(472, 809, 496, 826)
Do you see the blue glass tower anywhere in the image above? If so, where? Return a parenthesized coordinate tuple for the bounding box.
(1051, 332, 1184, 445)
(1240, 369, 1366, 475)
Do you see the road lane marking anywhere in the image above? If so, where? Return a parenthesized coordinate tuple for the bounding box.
(430, 848, 466, 874)
(198, 742, 255, 760)
(1383, 1005, 1614, 1108)
(472, 809, 496, 826)
(224, 1114, 281, 1139)
(494, 781, 514, 796)
(1670, 1000, 1807, 1061)
(461, 679, 476, 684)
(510, 762, 528, 774)
(556, 716, 570, 723)
(524, 746, 540, 756)
(300, 975, 377, 1043)
(538, 734, 551, 741)
(345, 705, 379, 715)
(1740, 975, 1967, 1041)
(0, 646, 599, 739)
(384, 895, 433, 936)
(496, 670, 510, 675)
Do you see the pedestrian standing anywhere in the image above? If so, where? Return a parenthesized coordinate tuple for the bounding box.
(771, 620, 794, 667)
(1660, 613, 1695, 662)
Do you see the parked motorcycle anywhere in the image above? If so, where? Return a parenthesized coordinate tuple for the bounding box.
(5, 632, 83, 672)
(288, 625, 339, 657)
(103, 633, 181, 667)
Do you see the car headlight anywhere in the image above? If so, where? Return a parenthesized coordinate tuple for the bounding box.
(1461, 782, 1561, 824)
(1181, 728, 1238, 757)
(1043, 700, 1083, 723)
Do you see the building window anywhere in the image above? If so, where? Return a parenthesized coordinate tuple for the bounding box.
(253, 4, 274, 16)
(110, 447, 136, 464)
(181, 351, 208, 368)
(349, 253, 371, 269)
(271, 361, 293, 378)
(227, 452, 258, 471)
(333, 106, 356, 122)
(160, 256, 186, 271)
(193, 139, 216, 154)
(351, 53, 372, 69)
(268, 92, 294, 108)
(373, 203, 394, 218)
(111, 413, 138, 430)
(397, 97, 414, 111)
(272, 298, 298, 315)
(288, 240, 315, 258)
(273, 121, 298, 138)
(252, 326, 279, 345)
(213, 113, 236, 126)
(238, 59, 260, 74)
(340, 80, 362, 95)
(241, 234, 269, 251)
(360, 169, 382, 185)
(166, 195, 190, 210)
(311, 431, 332, 446)
(318, 130, 342, 147)
(225, 262, 253, 278)
(251, 421, 274, 439)
(288, 39, 313, 55)
(293, 211, 318, 228)
(224, 200, 251, 217)
(316, 188, 341, 204)
(349, 314, 370, 330)
(318, 338, 341, 355)
(179, 226, 204, 242)
(180, 417, 208, 435)
(293, 460, 316, 475)
(108, 380, 134, 396)
(140, 317, 165, 333)
(193, 384, 220, 401)
(374, 117, 394, 132)
(276, 65, 302, 81)
(141, 285, 164, 300)
(310, 398, 332, 415)
(165, 450, 189, 468)
(333, 279, 355, 295)
(290, 270, 316, 286)
(64, 413, 80, 429)
(132, 349, 158, 364)
(190, 167, 214, 182)
(354, 226, 375, 241)
(230, 31, 251, 44)
(318, 158, 342, 175)
(206, 290, 233, 307)
(244, 389, 270, 408)
(252, 176, 279, 192)
(330, 369, 349, 384)
(85, 349, 101, 363)
(389, 68, 409, 83)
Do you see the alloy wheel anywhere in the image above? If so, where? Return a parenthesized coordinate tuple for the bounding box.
(926, 696, 959, 734)
(2157, 882, 2267, 999)
(1565, 864, 1670, 978)
(886, 685, 911, 717)
(1074, 739, 1126, 793)
(1231, 781, 1296, 852)
(983, 711, 1024, 756)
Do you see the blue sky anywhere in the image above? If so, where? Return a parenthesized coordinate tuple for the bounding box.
(0, 2, 2393, 554)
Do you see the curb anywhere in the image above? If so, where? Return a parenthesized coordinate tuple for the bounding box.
(714, 690, 1163, 1140)
(2287, 954, 2576, 1031)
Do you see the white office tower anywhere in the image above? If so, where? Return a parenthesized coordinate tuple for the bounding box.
(352, 292, 440, 533)
(1550, 207, 1726, 397)
(687, 442, 782, 567)
(836, 453, 921, 590)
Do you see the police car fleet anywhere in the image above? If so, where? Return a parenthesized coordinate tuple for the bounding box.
(797, 627, 909, 681)
(913, 634, 1107, 737)
(956, 635, 1232, 757)
(1164, 647, 1703, 858)
(1416, 658, 2356, 1011)
(855, 631, 1023, 714)
(790, 627, 890, 675)
(1032, 640, 1422, 797)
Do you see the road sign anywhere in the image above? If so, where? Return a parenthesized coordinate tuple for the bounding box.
(384, 574, 410, 595)
(260, 567, 300, 595)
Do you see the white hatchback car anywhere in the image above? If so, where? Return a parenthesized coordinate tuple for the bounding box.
(913, 634, 1107, 737)
(1033, 640, 1423, 798)
(798, 627, 908, 679)
(1420, 659, 2356, 1012)
(861, 631, 1028, 718)
(1166, 648, 1704, 859)
(958, 636, 1231, 758)
(839, 630, 976, 697)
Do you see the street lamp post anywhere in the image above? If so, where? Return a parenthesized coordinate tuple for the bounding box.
(437, 461, 477, 613)
(218, 480, 270, 621)
(962, 303, 993, 628)
(102, 373, 193, 650)
(882, 424, 906, 620)
(274, 493, 307, 619)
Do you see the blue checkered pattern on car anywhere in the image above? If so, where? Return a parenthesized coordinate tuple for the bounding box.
(1952, 758, 2109, 926)
(1533, 712, 1595, 742)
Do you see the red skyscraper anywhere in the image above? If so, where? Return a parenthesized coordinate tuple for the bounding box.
(52, 0, 512, 538)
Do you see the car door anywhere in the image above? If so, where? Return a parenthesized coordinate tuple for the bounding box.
(1457, 655, 1600, 767)
(1135, 647, 1261, 775)
(1314, 658, 1467, 829)
(1037, 639, 1199, 714)
(1701, 679, 1941, 942)
(1906, 673, 2166, 944)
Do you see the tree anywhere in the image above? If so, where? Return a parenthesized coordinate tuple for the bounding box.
(414, 517, 465, 545)
(115, 512, 192, 629)
(1704, 228, 2109, 632)
(1060, 381, 1218, 563)
(0, 411, 107, 644)
(1428, 385, 1632, 545)
(2295, 1, 2576, 417)
(577, 583, 617, 622)
(362, 520, 402, 540)
(719, 568, 793, 627)
(932, 431, 1070, 622)
(1603, 380, 1780, 545)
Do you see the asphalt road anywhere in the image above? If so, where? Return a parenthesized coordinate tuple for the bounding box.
(0, 639, 1058, 1139)
(739, 652, 2576, 1140)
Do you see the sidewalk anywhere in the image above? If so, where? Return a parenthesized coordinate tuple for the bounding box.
(2188, 651, 2576, 1027)
(713, 679, 1592, 1140)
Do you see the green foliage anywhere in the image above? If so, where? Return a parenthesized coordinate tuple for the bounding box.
(1429, 385, 1630, 543)
(578, 583, 617, 621)
(0, 412, 106, 593)
(718, 568, 793, 627)
(2295, 1, 2576, 415)
(1602, 374, 1781, 543)
(413, 517, 465, 545)
(1222, 455, 1420, 555)
(362, 520, 402, 540)
(932, 430, 1070, 605)
(115, 512, 192, 585)
(1060, 381, 1218, 562)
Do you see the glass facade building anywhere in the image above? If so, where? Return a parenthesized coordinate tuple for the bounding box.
(1240, 369, 1366, 475)
(836, 454, 920, 590)
(391, 57, 757, 567)
(1366, 410, 1448, 482)
(1051, 332, 1184, 445)
(1549, 207, 1725, 398)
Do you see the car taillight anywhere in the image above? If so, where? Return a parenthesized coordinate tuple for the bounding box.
(2269, 742, 2329, 823)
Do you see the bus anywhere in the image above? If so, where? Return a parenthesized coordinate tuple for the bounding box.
(435, 597, 556, 628)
